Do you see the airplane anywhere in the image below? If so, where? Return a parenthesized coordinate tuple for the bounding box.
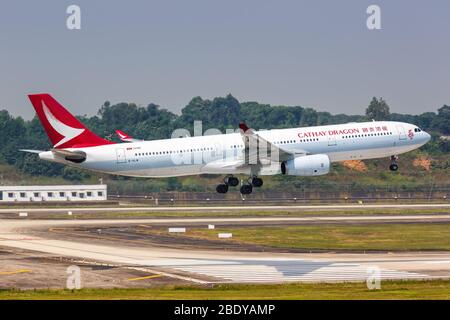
(22, 93, 431, 195)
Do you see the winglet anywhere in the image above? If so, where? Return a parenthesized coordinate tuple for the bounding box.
(239, 122, 251, 133)
(115, 129, 142, 142)
(115, 129, 132, 141)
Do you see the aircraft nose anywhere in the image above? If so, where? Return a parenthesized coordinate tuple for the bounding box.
(424, 132, 431, 142)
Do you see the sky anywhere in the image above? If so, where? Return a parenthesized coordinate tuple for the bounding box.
(1, 0, 449, 119)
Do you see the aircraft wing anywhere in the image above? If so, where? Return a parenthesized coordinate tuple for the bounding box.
(115, 130, 143, 143)
(238, 122, 296, 165)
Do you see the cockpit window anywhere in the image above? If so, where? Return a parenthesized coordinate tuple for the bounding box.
(414, 127, 422, 132)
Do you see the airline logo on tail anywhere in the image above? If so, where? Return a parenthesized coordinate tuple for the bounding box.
(42, 101, 85, 147)
(28, 93, 115, 149)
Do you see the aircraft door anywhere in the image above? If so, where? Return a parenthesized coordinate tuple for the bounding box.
(396, 125, 407, 140)
(116, 148, 127, 163)
(327, 135, 337, 146)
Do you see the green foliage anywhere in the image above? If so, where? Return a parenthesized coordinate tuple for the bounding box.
(166, 177, 182, 191)
(16, 154, 63, 176)
(365, 97, 390, 121)
(61, 167, 91, 181)
(97, 101, 177, 140)
(433, 105, 450, 134)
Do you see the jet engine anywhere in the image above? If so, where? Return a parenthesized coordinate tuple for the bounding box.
(281, 154, 330, 176)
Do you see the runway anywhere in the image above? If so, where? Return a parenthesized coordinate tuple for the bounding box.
(1, 203, 449, 214)
(1, 216, 450, 284)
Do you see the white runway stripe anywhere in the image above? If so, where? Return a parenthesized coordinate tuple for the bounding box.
(172, 262, 429, 283)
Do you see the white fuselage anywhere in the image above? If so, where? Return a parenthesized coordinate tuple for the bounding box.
(39, 121, 430, 177)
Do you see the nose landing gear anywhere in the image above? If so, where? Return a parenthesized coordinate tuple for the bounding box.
(389, 155, 399, 171)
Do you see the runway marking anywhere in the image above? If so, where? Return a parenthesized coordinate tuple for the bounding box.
(426, 260, 450, 264)
(0, 269, 32, 276)
(172, 263, 429, 283)
(127, 274, 163, 281)
(53, 260, 210, 285)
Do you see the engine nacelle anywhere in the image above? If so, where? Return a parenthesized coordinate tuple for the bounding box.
(281, 154, 330, 176)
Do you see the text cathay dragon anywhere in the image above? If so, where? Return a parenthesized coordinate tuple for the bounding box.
(23, 94, 431, 195)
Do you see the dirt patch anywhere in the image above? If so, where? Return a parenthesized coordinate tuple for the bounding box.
(341, 160, 368, 172)
(413, 157, 431, 171)
(0, 246, 188, 290)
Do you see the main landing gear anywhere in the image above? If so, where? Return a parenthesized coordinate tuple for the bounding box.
(389, 155, 399, 171)
(216, 175, 263, 195)
(240, 176, 264, 195)
(216, 175, 239, 194)
(251, 176, 263, 187)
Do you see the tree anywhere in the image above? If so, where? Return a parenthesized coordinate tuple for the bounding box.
(432, 105, 450, 134)
(365, 97, 390, 121)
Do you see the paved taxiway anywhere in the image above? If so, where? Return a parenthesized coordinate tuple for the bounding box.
(1, 215, 450, 284)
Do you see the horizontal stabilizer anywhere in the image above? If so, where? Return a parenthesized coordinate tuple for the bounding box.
(51, 149, 86, 163)
(19, 149, 44, 154)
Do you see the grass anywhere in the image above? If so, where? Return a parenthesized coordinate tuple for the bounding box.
(1, 152, 449, 194)
(1, 280, 450, 299)
(40, 207, 450, 220)
(164, 223, 450, 251)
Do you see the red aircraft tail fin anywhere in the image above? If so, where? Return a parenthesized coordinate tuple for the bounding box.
(28, 94, 115, 149)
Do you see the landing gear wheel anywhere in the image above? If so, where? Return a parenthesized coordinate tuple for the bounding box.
(240, 184, 253, 195)
(216, 184, 229, 194)
(389, 164, 398, 171)
(389, 155, 399, 171)
(251, 177, 263, 187)
(225, 176, 239, 187)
